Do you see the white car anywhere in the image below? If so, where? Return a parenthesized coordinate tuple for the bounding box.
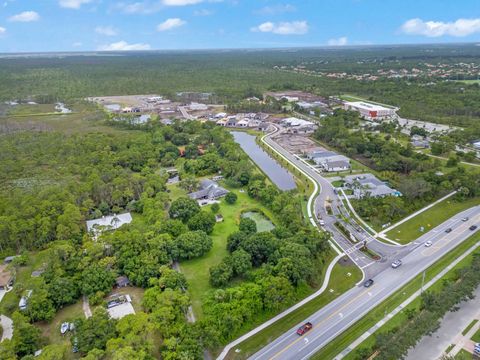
(391, 259, 402, 268)
(424, 240, 432, 247)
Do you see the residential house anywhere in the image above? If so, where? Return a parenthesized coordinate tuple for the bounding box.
(0, 264, 14, 290)
(86, 213, 133, 238)
(115, 276, 130, 288)
(188, 179, 229, 200)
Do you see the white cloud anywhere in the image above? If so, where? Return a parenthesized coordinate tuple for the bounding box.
(157, 18, 186, 31)
(72, 42, 83, 47)
(0, 26, 5, 35)
(401, 18, 480, 37)
(327, 36, 348, 46)
(255, 4, 296, 15)
(194, 9, 213, 16)
(8, 11, 40, 22)
(115, 0, 220, 14)
(59, 0, 92, 9)
(251, 20, 308, 35)
(98, 41, 151, 51)
(162, 0, 203, 5)
(95, 26, 118, 36)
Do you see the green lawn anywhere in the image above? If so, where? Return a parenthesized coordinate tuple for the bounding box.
(472, 328, 480, 343)
(36, 300, 84, 359)
(385, 197, 480, 244)
(223, 257, 362, 360)
(463, 319, 479, 336)
(455, 349, 474, 360)
(314, 232, 480, 360)
(179, 189, 276, 319)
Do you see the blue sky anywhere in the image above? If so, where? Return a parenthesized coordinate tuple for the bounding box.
(0, 0, 480, 52)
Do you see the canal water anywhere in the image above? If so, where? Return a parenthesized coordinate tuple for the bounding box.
(231, 131, 296, 191)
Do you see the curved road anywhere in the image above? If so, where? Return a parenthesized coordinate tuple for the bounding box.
(251, 124, 480, 360)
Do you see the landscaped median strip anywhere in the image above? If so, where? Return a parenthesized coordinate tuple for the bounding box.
(333, 239, 480, 359)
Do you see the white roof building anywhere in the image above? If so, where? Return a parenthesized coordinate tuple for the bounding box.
(343, 101, 395, 121)
(86, 213, 133, 237)
(282, 117, 314, 127)
(189, 102, 208, 111)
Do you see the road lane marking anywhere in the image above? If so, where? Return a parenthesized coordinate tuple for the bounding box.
(267, 286, 378, 360)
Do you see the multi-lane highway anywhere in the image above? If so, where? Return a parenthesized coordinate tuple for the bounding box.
(250, 206, 480, 360)
(250, 125, 480, 360)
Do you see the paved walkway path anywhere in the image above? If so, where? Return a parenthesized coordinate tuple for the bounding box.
(82, 295, 92, 318)
(335, 240, 480, 359)
(406, 286, 480, 359)
(0, 314, 13, 342)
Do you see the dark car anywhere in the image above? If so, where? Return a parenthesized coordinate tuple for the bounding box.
(469, 225, 478, 231)
(364, 279, 374, 287)
(445, 228, 452, 233)
(296, 322, 313, 335)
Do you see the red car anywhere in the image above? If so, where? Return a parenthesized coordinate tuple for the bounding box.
(296, 322, 313, 335)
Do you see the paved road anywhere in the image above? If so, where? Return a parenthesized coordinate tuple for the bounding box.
(250, 207, 480, 360)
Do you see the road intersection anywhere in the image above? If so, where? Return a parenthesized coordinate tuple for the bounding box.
(249, 125, 480, 360)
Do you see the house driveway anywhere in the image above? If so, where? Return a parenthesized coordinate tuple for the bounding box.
(1, 315, 13, 341)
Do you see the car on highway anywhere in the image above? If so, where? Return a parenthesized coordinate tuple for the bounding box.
(363, 279, 374, 287)
(319, 219, 325, 226)
(296, 322, 313, 335)
(424, 240, 433, 247)
(445, 228, 452, 233)
(462, 217, 469, 222)
(391, 259, 402, 268)
(470, 225, 478, 231)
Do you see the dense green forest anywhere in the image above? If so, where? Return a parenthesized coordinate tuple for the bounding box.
(0, 118, 331, 359)
(1, 44, 480, 128)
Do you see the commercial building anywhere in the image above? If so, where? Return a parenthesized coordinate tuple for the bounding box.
(343, 174, 401, 199)
(307, 149, 351, 172)
(343, 101, 395, 121)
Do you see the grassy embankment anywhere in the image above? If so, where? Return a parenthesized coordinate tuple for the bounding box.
(385, 196, 480, 244)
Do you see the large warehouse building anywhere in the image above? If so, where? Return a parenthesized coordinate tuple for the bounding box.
(343, 101, 395, 121)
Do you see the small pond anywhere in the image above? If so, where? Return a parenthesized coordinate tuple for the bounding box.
(241, 211, 275, 232)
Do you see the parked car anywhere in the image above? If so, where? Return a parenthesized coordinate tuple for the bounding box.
(296, 322, 313, 336)
(60, 322, 69, 335)
(469, 225, 478, 231)
(424, 240, 433, 247)
(462, 217, 469, 222)
(364, 279, 374, 287)
(72, 337, 79, 353)
(391, 259, 402, 269)
(445, 228, 452, 233)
